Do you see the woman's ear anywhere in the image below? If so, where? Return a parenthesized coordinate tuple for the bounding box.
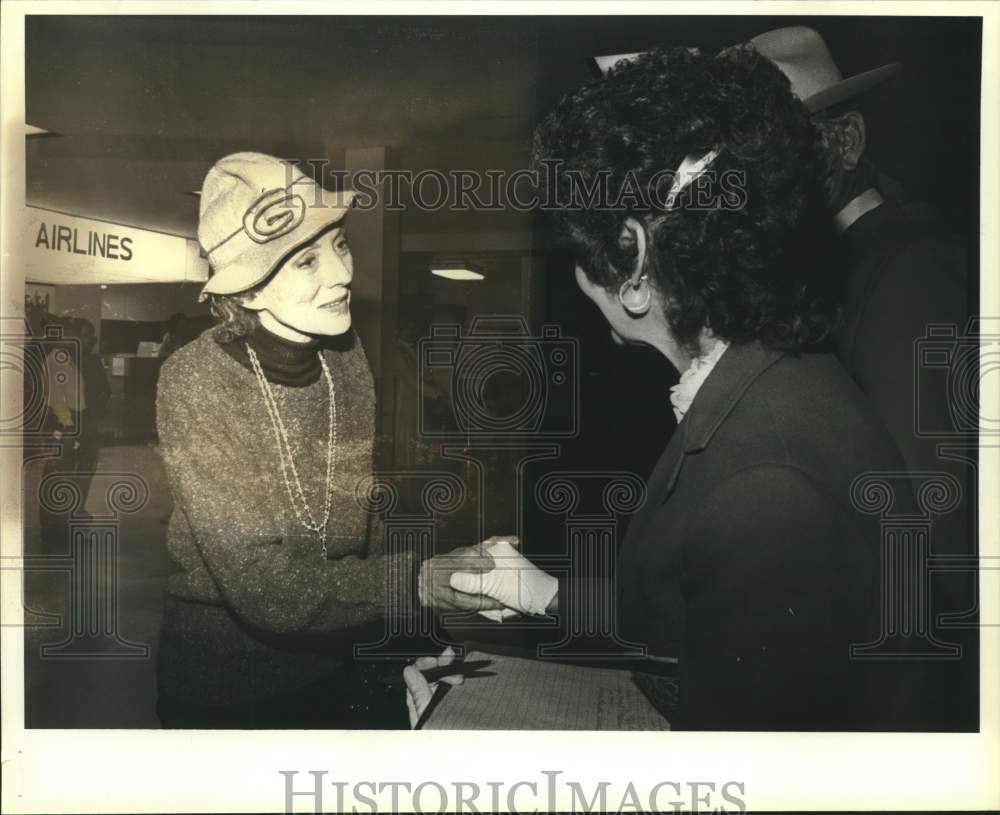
(240, 289, 267, 312)
(619, 217, 648, 281)
(616, 217, 655, 317)
(839, 111, 866, 171)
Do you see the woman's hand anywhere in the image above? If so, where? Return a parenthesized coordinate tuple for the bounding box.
(418, 544, 506, 612)
(449, 538, 559, 617)
(403, 646, 464, 728)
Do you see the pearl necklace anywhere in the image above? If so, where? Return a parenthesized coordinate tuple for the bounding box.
(247, 343, 337, 558)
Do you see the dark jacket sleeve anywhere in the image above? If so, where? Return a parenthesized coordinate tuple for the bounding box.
(677, 464, 850, 729)
(156, 367, 415, 637)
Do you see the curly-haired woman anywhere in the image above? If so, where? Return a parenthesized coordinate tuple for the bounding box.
(420, 45, 924, 730)
(155, 153, 419, 728)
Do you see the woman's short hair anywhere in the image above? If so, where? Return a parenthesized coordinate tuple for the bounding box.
(208, 291, 260, 345)
(208, 262, 280, 343)
(531, 43, 837, 352)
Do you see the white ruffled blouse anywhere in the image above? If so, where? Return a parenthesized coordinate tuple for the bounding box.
(669, 340, 730, 424)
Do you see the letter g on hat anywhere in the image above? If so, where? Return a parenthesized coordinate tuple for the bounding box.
(197, 152, 355, 300)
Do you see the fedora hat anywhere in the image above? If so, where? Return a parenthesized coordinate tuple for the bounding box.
(197, 152, 355, 300)
(592, 27, 901, 114)
(749, 26, 901, 114)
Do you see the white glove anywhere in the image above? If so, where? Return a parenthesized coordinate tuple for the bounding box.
(450, 538, 558, 618)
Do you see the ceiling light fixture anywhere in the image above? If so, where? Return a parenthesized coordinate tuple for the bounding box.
(430, 267, 485, 281)
(26, 124, 60, 138)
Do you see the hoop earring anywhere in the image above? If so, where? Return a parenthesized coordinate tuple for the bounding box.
(618, 275, 651, 315)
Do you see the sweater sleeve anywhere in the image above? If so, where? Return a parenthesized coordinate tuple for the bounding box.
(678, 464, 849, 729)
(156, 363, 416, 638)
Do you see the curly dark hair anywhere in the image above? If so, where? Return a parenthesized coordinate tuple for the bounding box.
(208, 290, 261, 345)
(531, 43, 836, 352)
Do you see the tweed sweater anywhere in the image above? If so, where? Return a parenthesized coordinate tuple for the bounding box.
(155, 326, 414, 707)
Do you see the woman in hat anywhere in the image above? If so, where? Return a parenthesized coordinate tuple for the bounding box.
(155, 152, 415, 728)
(417, 45, 924, 730)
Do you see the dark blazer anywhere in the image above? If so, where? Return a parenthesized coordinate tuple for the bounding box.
(618, 341, 924, 730)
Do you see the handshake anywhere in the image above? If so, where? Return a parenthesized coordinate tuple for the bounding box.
(406, 536, 559, 727)
(417, 535, 559, 620)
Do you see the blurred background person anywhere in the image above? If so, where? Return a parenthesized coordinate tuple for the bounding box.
(74, 318, 108, 507)
(750, 27, 969, 474)
(751, 26, 975, 729)
(158, 312, 194, 358)
(39, 316, 87, 549)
